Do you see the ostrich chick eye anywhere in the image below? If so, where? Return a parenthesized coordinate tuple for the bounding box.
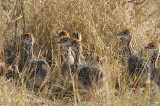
(123, 32, 127, 34)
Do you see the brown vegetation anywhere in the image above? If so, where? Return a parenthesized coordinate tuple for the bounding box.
(0, 0, 160, 105)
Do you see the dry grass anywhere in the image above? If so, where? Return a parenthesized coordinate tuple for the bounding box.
(0, 0, 160, 105)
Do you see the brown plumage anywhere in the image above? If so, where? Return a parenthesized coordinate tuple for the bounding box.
(117, 29, 150, 95)
(19, 33, 51, 91)
(69, 39, 106, 91)
(117, 29, 133, 61)
(71, 31, 82, 41)
(71, 32, 85, 64)
(55, 30, 71, 63)
(145, 41, 160, 87)
(55, 30, 69, 38)
(57, 36, 75, 81)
